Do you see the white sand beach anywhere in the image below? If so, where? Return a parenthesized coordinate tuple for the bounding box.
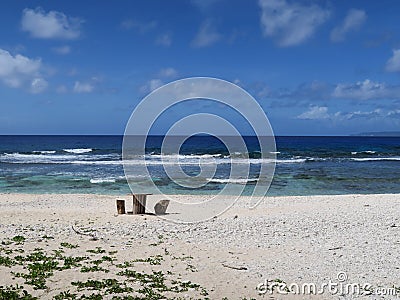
(0, 193, 399, 299)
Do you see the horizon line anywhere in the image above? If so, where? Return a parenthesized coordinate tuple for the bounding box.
(0, 134, 398, 137)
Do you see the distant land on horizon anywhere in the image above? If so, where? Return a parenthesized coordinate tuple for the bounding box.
(351, 131, 400, 137)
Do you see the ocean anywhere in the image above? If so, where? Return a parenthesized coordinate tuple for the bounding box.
(0, 135, 399, 196)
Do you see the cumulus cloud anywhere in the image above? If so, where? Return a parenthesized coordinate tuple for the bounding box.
(155, 33, 172, 47)
(140, 79, 163, 94)
(233, 78, 241, 85)
(120, 19, 157, 33)
(52, 45, 71, 55)
(192, 20, 221, 47)
(297, 106, 397, 122)
(30, 77, 48, 94)
(330, 9, 367, 42)
(340, 109, 383, 120)
(386, 49, 400, 72)
(387, 109, 400, 119)
(0, 48, 47, 93)
(21, 7, 82, 40)
(332, 79, 400, 100)
(297, 106, 329, 120)
(255, 78, 400, 107)
(258, 0, 330, 46)
(73, 81, 93, 93)
(333, 109, 400, 121)
(140, 68, 179, 94)
(158, 67, 178, 78)
(56, 85, 67, 93)
(149, 79, 163, 91)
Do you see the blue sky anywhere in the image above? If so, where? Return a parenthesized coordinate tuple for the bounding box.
(0, 0, 400, 135)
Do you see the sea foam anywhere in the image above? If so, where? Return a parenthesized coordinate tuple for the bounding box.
(207, 178, 258, 184)
(90, 178, 116, 184)
(63, 148, 93, 154)
(351, 157, 400, 162)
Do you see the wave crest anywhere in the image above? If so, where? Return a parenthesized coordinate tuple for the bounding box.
(63, 148, 93, 154)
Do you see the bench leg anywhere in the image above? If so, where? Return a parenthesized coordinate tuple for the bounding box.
(116, 199, 126, 214)
(133, 194, 147, 214)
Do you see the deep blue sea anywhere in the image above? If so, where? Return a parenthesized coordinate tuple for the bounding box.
(0, 135, 400, 196)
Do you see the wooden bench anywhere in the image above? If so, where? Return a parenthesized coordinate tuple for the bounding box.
(117, 194, 163, 215)
(131, 193, 152, 214)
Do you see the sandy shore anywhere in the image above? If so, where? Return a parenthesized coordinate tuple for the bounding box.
(0, 193, 399, 299)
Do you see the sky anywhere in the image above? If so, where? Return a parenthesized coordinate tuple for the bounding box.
(0, 0, 400, 135)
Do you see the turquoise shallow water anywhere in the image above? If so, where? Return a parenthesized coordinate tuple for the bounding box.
(0, 135, 400, 196)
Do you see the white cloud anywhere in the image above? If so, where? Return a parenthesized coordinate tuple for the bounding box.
(158, 67, 177, 78)
(140, 79, 163, 94)
(120, 19, 157, 33)
(297, 106, 329, 120)
(21, 7, 82, 40)
(0, 48, 47, 93)
(350, 109, 400, 120)
(0, 50, 41, 82)
(332, 79, 400, 100)
(56, 85, 67, 93)
(140, 68, 179, 94)
(255, 79, 400, 105)
(330, 9, 367, 42)
(30, 77, 48, 94)
(340, 109, 382, 120)
(73, 81, 93, 93)
(386, 49, 400, 72)
(297, 106, 393, 121)
(192, 20, 221, 48)
(258, 0, 330, 47)
(332, 109, 393, 121)
(155, 33, 172, 47)
(149, 79, 163, 91)
(233, 78, 241, 85)
(52, 45, 71, 55)
(387, 109, 400, 117)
